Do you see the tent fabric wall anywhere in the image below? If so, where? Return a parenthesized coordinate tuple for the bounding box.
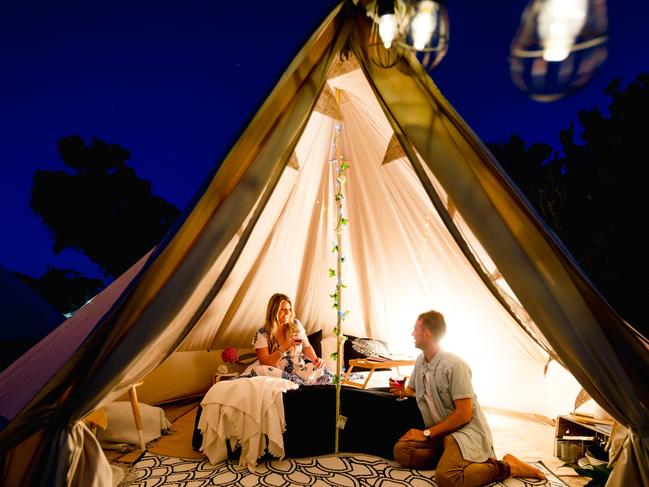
(347, 14, 648, 486)
(0, 2, 647, 486)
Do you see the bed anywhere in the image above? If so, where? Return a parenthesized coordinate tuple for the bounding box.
(192, 380, 423, 460)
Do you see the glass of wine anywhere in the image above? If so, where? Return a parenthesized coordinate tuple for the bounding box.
(391, 376, 407, 402)
(292, 333, 302, 355)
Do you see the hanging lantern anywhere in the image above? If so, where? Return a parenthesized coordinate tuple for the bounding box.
(510, 0, 608, 101)
(401, 0, 449, 72)
(367, 0, 406, 68)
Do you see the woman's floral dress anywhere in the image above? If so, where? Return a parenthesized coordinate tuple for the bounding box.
(242, 320, 333, 385)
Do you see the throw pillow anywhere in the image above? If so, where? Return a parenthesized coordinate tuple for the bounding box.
(96, 401, 172, 451)
(307, 329, 323, 358)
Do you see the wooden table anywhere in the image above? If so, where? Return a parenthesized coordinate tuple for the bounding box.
(554, 414, 613, 462)
(213, 372, 240, 384)
(342, 358, 415, 389)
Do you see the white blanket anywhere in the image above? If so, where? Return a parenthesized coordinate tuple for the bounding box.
(198, 376, 298, 470)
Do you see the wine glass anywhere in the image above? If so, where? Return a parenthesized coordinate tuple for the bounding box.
(291, 333, 302, 357)
(391, 376, 407, 402)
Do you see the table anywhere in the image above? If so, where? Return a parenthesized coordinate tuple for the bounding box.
(554, 414, 613, 463)
(213, 372, 240, 384)
(342, 358, 415, 389)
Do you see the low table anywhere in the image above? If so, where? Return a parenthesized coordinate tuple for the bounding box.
(213, 372, 240, 384)
(342, 358, 415, 389)
(554, 414, 613, 463)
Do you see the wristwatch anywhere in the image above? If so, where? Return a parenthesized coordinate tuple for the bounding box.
(423, 429, 431, 439)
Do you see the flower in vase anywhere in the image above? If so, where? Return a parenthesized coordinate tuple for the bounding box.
(221, 347, 239, 364)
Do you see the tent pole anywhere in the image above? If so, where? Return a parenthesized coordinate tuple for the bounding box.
(333, 88, 345, 454)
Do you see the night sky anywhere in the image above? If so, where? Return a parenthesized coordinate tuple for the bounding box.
(2, 0, 648, 281)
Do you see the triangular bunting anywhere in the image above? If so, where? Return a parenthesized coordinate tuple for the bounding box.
(314, 84, 343, 122)
(287, 152, 300, 170)
(381, 133, 407, 165)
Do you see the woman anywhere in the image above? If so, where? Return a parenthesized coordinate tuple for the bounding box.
(246, 293, 332, 385)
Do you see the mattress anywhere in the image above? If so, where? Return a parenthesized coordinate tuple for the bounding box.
(193, 382, 423, 460)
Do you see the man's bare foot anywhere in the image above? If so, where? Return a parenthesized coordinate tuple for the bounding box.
(502, 453, 546, 479)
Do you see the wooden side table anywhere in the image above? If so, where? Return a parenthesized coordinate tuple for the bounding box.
(213, 372, 240, 384)
(342, 358, 415, 389)
(554, 414, 613, 462)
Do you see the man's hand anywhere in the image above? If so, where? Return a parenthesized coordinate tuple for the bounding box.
(399, 428, 428, 442)
(388, 378, 402, 396)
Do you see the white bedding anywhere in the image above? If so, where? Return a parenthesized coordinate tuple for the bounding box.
(199, 376, 298, 470)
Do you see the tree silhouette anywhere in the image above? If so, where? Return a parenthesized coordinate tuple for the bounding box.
(31, 136, 180, 278)
(487, 135, 566, 230)
(556, 74, 648, 334)
(14, 268, 104, 315)
(489, 74, 648, 337)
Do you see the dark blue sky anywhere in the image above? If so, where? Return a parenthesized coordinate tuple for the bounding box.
(1, 1, 648, 280)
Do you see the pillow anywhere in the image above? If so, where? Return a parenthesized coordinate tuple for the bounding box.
(320, 335, 337, 372)
(96, 401, 172, 451)
(307, 329, 323, 358)
(343, 335, 390, 371)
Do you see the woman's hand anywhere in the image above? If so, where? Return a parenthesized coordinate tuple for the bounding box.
(312, 357, 323, 368)
(399, 429, 428, 442)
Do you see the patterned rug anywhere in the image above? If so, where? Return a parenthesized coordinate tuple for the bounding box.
(119, 453, 566, 486)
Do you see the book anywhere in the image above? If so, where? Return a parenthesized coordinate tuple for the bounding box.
(365, 356, 390, 362)
(365, 355, 415, 362)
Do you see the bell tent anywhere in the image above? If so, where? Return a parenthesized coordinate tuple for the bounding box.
(1, 2, 647, 486)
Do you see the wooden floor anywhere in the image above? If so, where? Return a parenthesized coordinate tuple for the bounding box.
(486, 409, 588, 487)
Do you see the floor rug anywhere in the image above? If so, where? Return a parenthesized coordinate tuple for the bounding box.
(119, 453, 566, 487)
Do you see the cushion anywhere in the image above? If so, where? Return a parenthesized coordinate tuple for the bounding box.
(343, 335, 390, 371)
(321, 335, 338, 372)
(95, 401, 172, 450)
(307, 329, 323, 358)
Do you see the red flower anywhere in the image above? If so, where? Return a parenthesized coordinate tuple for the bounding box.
(221, 347, 239, 363)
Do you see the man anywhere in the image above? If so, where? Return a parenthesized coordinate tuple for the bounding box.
(391, 310, 546, 487)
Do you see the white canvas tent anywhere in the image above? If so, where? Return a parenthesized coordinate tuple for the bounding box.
(1, 3, 647, 486)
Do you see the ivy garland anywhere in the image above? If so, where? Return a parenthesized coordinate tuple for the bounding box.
(329, 119, 349, 453)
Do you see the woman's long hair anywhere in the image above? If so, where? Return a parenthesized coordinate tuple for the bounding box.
(264, 293, 298, 352)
